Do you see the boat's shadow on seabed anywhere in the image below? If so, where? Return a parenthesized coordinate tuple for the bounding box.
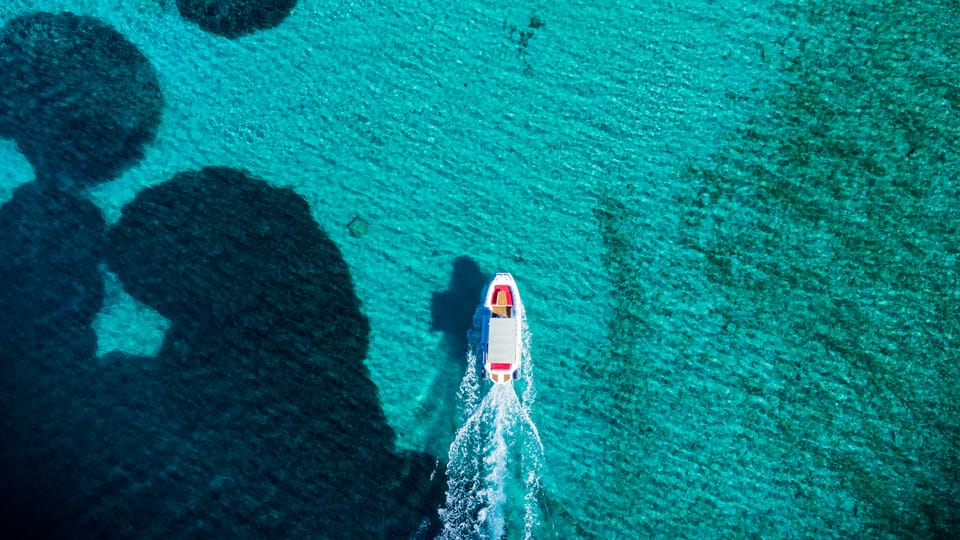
(424, 256, 488, 438)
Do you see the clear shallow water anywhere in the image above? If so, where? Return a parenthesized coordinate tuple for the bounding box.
(0, 0, 958, 538)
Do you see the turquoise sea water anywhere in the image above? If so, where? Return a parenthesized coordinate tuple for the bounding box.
(1, 0, 958, 538)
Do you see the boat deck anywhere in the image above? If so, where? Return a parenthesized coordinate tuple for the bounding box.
(491, 289, 512, 317)
(487, 317, 518, 364)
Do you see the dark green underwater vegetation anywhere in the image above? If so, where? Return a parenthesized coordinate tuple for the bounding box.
(594, 0, 959, 537)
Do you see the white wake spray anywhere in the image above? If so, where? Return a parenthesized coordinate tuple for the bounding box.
(439, 318, 544, 540)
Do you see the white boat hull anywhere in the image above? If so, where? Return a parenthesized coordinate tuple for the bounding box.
(477, 273, 523, 384)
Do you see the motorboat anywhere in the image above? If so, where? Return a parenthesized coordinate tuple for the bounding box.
(476, 273, 524, 384)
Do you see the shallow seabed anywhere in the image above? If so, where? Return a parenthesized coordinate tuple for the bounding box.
(1, 0, 957, 538)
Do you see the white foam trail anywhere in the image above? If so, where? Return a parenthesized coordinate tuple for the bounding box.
(458, 351, 482, 423)
(478, 387, 510, 539)
(518, 316, 544, 539)
(439, 329, 545, 540)
(438, 354, 486, 540)
(520, 313, 536, 411)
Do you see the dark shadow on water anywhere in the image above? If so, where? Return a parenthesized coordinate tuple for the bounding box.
(176, 0, 298, 39)
(0, 168, 444, 539)
(430, 256, 487, 361)
(0, 11, 443, 538)
(0, 13, 164, 536)
(104, 166, 442, 538)
(416, 257, 487, 453)
(0, 182, 106, 540)
(0, 183, 104, 365)
(0, 12, 163, 187)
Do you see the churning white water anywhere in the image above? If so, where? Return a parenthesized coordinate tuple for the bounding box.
(439, 317, 544, 540)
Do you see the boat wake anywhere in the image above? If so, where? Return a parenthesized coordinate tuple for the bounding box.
(439, 319, 544, 539)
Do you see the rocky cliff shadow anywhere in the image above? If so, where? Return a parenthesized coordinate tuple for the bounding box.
(0, 12, 165, 537)
(176, 0, 299, 39)
(0, 182, 107, 540)
(103, 167, 441, 538)
(0, 12, 162, 187)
